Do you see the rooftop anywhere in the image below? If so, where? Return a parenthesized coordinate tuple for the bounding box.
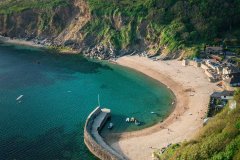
(211, 90, 234, 98)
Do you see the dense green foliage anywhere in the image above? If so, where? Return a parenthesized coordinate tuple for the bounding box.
(83, 0, 240, 54)
(0, 0, 240, 55)
(157, 90, 240, 160)
(0, 0, 69, 14)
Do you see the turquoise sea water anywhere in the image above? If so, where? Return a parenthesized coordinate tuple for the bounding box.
(0, 43, 174, 160)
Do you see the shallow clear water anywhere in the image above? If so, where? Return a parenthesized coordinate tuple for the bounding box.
(0, 43, 174, 160)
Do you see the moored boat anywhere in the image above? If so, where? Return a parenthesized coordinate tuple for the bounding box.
(16, 95, 23, 101)
(108, 122, 113, 129)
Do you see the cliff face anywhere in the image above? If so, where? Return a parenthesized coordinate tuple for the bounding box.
(0, 0, 240, 59)
(0, 0, 90, 46)
(0, 0, 96, 56)
(54, 0, 90, 48)
(0, 6, 72, 39)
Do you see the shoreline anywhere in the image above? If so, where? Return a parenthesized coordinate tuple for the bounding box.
(0, 36, 44, 48)
(0, 36, 79, 54)
(106, 55, 220, 160)
(105, 60, 186, 139)
(0, 37, 220, 159)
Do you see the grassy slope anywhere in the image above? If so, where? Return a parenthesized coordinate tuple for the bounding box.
(157, 90, 240, 160)
(0, 0, 240, 56)
(84, 0, 240, 56)
(0, 0, 69, 14)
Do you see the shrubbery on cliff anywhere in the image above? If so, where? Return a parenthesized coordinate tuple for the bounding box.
(1, 0, 240, 56)
(0, 0, 69, 14)
(156, 90, 240, 160)
(84, 0, 240, 55)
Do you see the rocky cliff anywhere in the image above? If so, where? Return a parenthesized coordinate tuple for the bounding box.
(0, 1, 75, 40)
(0, 0, 240, 59)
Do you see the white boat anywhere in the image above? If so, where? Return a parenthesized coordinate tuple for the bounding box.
(151, 112, 155, 114)
(16, 95, 23, 101)
(130, 117, 135, 122)
(108, 123, 113, 129)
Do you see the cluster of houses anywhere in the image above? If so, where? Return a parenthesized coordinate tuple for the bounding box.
(183, 58, 240, 90)
(207, 90, 236, 117)
(182, 46, 240, 91)
(182, 45, 240, 118)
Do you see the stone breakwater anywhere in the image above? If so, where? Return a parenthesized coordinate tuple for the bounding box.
(84, 107, 126, 160)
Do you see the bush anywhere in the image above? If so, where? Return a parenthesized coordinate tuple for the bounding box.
(158, 91, 240, 159)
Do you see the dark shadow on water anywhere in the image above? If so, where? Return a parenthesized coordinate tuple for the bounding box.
(0, 68, 55, 90)
(100, 84, 108, 89)
(0, 125, 98, 160)
(0, 43, 113, 90)
(100, 113, 163, 135)
(100, 113, 165, 158)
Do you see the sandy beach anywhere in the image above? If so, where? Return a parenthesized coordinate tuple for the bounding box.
(106, 55, 220, 160)
(0, 36, 79, 54)
(0, 36, 44, 48)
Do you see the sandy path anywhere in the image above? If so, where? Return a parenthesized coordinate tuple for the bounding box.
(106, 55, 220, 160)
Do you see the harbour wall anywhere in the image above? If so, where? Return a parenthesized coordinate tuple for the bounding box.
(84, 107, 126, 160)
